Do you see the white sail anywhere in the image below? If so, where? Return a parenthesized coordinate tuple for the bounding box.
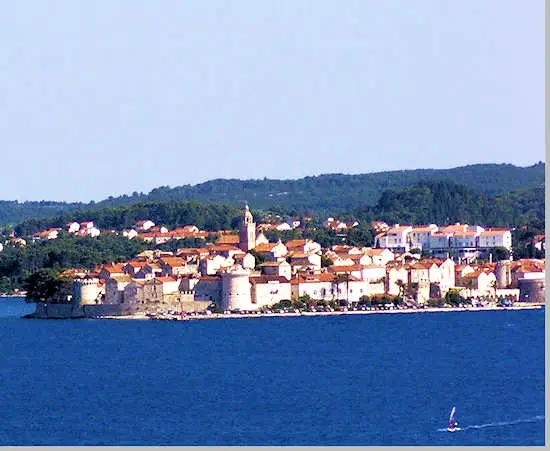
(449, 406, 456, 422)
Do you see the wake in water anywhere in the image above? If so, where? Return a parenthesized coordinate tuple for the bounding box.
(437, 415, 545, 432)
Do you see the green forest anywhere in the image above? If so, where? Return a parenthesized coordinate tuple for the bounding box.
(0, 162, 544, 226)
(0, 235, 148, 293)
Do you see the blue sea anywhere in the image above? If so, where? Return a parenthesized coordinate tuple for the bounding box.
(0, 297, 545, 446)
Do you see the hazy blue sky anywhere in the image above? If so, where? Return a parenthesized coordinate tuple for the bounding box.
(0, 1, 544, 202)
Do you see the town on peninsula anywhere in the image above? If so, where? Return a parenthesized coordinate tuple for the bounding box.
(14, 204, 545, 320)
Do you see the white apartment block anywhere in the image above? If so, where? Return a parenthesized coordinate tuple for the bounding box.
(376, 222, 512, 259)
(377, 225, 413, 251)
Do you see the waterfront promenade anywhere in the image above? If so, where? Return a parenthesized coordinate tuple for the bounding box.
(101, 302, 545, 321)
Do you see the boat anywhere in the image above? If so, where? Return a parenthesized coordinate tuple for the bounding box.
(447, 406, 461, 432)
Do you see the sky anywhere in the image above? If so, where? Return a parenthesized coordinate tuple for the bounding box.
(0, 1, 544, 202)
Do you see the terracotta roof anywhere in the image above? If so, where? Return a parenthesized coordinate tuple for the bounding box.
(410, 225, 437, 233)
(386, 262, 406, 270)
(285, 239, 308, 248)
(249, 275, 289, 284)
(331, 245, 355, 252)
(451, 231, 479, 237)
(431, 231, 451, 237)
(216, 235, 240, 245)
(478, 230, 510, 236)
(177, 248, 210, 256)
(410, 262, 434, 270)
(512, 260, 545, 273)
(440, 224, 469, 233)
(386, 225, 412, 233)
(290, 252, 315, 259)
(156, 276, 179, 283)
(100, 264, 125, 274)
(198, 275, 222, 281)
(363, 248, 391, 256)
(461, 269, 484, 278)
(159, 257, 186, 267)
(327, 264, 363, 273)
(108, 275, 133, 283)
(255, 242, 281, 252)
(291, 273, 336, 284)
(124, 262, 148, 271)
(58, 268, 88, 278)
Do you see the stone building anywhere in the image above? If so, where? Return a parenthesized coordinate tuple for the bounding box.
(238, 205, 256, 251)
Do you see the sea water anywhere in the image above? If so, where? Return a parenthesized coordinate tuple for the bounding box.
(0, 297, 544, 446)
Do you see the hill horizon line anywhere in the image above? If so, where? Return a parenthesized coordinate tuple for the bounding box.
(7, 161, 545, 204)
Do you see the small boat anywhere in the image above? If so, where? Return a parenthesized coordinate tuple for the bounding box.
(447, 406, 461, 432)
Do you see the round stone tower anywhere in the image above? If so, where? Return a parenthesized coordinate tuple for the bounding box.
(72, 276, 100, 305)
(495, 260, 511, 289)
(238, 204, 256, 251)
(221, 265, 252, 311)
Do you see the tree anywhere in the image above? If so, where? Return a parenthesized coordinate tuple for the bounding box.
(444, 288, 465, 307)
(395, 279, 406, 298)
(248, 249, 267, 269)
(427, 298, 444, 307)
(490, 280, 497, 299)
(489, 247, 511, 261)
(358, 295, 372, 306)
(320, 255, 334, 268)
(24, 269, 72, 303)
(333, 273, 352, 302)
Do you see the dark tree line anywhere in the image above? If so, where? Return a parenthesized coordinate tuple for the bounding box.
(14, 202, 245, 237)
(0, 162, 544, 225)
(0, 235, 148, 294)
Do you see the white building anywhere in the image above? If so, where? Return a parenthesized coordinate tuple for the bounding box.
(477, 230, 512, 250)
(376, 225, 413, 252)
(134, 220, 155, 231)
(408, 225, 438, 250)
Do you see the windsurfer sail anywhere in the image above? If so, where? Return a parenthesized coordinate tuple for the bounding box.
(447, 406, 460, 432)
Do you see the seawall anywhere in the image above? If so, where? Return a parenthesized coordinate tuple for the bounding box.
(25, 303, 139, 319)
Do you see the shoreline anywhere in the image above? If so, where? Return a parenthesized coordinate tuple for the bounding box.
(98, 302, 545, 321)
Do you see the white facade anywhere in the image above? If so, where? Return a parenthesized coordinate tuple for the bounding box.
(363, 248, 394, 266)
(250, 276, 292, 307)
(428, 233, 452, 250)
(477, 230, 512, 249)
(377, 225, 413, 251)
(261, 261, 292, 280)
(438, 258, 456, 295)
(386, 266, 409, 296)
(66, 222, 80, 234)
(360, 265, 387, 283)
(200, 255, 231, 275)
(408, 225, 438, 250)
(123, 229, 138, 239)
(134, 220, 155, 231)
(449, 233, 479, 249)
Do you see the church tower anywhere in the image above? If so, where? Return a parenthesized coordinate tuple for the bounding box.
(239, 204, 256, 251)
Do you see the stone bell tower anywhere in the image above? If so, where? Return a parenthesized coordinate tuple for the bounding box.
(239, 204, 256, 251)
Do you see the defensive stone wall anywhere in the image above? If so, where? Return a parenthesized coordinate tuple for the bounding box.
(27, 303, 139, 319)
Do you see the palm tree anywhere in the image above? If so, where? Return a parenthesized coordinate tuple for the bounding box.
(395, 279, 406, 298)
(490, 279, 497, 300)
(334, 272, 352, 304)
